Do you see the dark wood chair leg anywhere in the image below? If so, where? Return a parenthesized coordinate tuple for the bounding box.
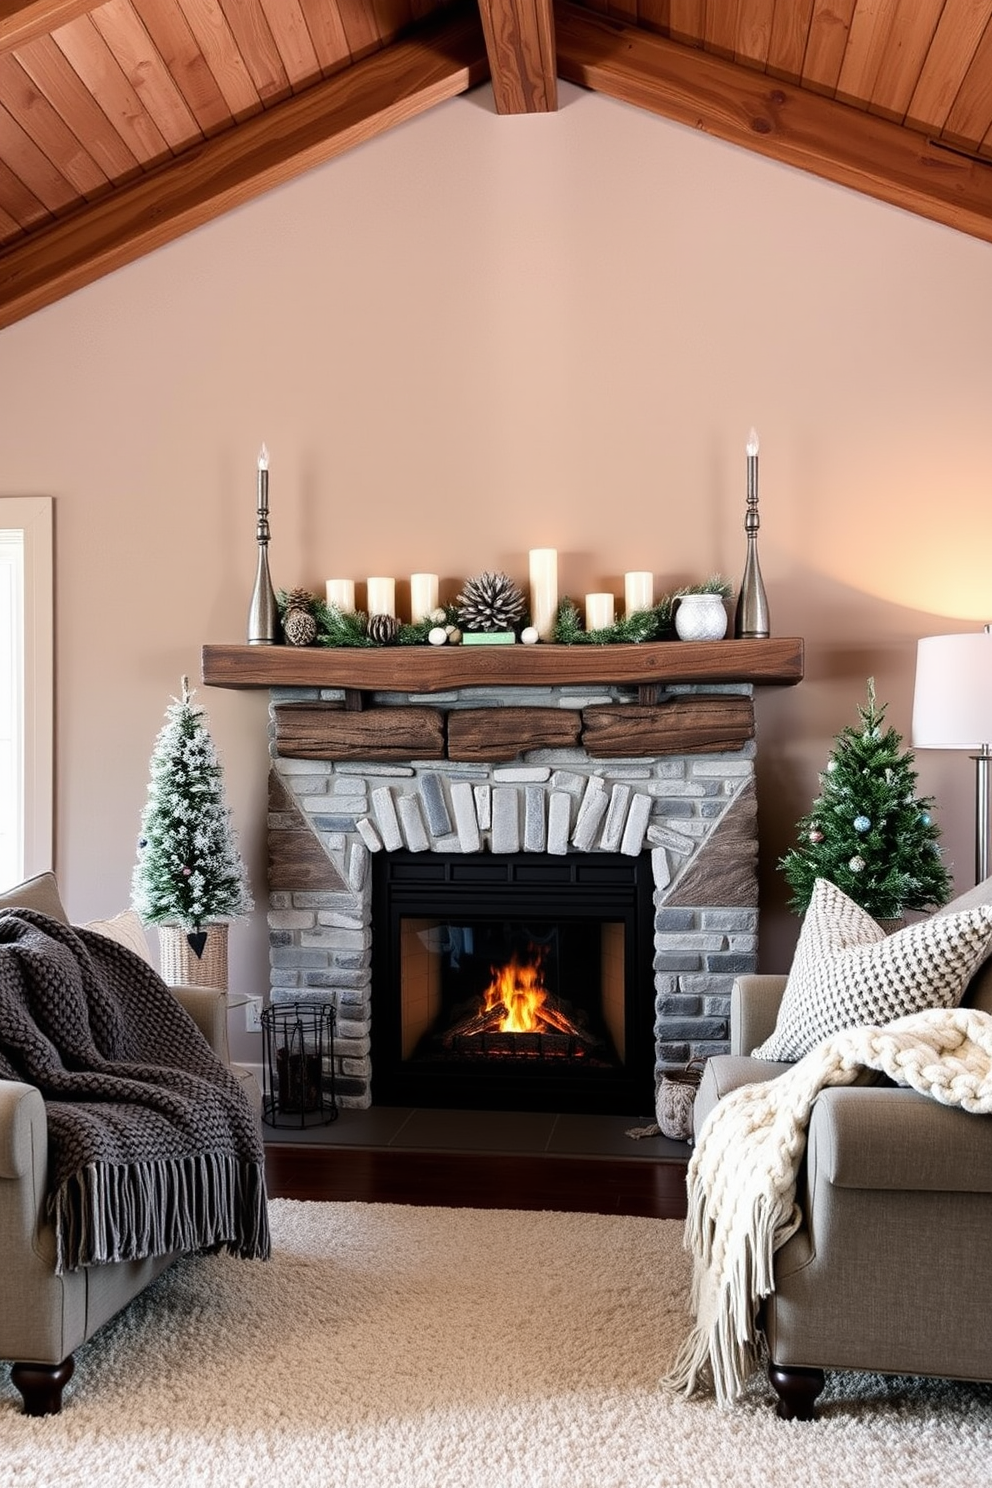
(768, 1361, 825, 1420)
(10, 1357, 74, 1416)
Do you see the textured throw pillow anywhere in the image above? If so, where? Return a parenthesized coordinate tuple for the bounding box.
(83, 909, 154, 965)
(752, 877, 992, 1061)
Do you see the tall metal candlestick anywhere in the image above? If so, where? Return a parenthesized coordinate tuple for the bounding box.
(247, 442, 279, 645)
(734, 427, 770, 639)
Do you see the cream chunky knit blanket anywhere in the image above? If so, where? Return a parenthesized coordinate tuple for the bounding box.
(665, 1005, 992, 1408)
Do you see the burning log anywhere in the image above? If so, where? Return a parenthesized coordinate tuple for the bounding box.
(441, 1004, 507, 1046)
(535, 1005, 596, 1044)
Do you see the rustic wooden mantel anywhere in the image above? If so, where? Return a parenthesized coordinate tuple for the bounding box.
(201, 637, 804, 695)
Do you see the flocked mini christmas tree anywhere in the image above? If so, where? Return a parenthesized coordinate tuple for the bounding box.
(132, 677, 253, 943)
(780, 677, 952, 921)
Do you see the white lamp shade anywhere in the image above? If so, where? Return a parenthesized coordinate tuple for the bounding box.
(913, 633, 992, 749)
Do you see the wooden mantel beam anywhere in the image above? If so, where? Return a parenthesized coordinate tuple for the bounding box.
(477, 0, 557, 113)
(0, 0, 97, 53)
(0, 9, 490, 330)
(554, 1, 992, 249)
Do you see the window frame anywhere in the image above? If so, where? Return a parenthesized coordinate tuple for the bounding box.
(0, 497, 53, 880)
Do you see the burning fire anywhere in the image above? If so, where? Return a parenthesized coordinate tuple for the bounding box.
(481, 948, 548, 1033)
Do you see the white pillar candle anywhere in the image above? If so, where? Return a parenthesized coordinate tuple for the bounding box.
(366, 577, 395, 617)
(325, 578, 355, 613)
(410, 573, 439, 623)
(528, 548, 558, 641)
(585, 593, 615, 630)
(624, 571, 653, 616)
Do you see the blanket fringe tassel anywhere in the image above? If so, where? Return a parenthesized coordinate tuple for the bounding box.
(51, 1152, 271, 1274)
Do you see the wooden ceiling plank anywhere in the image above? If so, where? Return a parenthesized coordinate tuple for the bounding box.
(334, 0, 385, 62)
(371, 0, 415, 49)
(13, 32, 142, 177)
(862, 0, 943, 124)
(174, 0, 263, 120)
(667, 0, 702, 47)
(834, 0, 901, 110)
(554, 2, 992, 245)
(764, 0, 813, 85)
(607, 0, 638, 27)
(295, 0, 352, 76)
(0, 50, 109, 194)
(703, 0, 739, 61)
(941, 17, 992, 151)
(477, 0, 557, 111)
(734, 0, 774, 72)
(0, 0, 98, 54)
(0, 200, 23, 241)
(907, 0, 992, 135)
(216, 0, 292, 104)
(90, 0, 202, 151)
(257, 0, 322, 90)
(52, 13, 172, 163)
(0, 95, 80, 208)
(667, 0, 703, 46)
(0, 148, 53, 228)
(801, 0, 855, 96)
(0, 8, 489, 327)
(635, 0, 672, 37)
(130, 0, 234, 137)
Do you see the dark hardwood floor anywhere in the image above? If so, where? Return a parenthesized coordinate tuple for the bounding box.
(263, 1106, 690, 1219)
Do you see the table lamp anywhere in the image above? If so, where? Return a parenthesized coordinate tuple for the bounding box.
(912, 628, 992, 883)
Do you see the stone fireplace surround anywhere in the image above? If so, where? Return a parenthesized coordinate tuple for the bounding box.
(266, 678, 762, 1111)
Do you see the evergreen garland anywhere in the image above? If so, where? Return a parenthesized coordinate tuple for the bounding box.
(780, 678, 952, 921)
(553, 596, 675, 645)
(132, 679, 253, 932)
(314, 599, 377, 647)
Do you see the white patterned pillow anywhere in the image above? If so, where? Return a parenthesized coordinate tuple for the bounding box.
(752, 878, 992, 1061)
(83, 909, 154, 965)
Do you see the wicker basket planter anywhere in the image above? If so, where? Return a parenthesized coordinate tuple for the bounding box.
(157, 922, 229, 990)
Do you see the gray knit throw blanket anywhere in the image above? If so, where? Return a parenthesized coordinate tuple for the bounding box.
(0, 909, 271, 1273)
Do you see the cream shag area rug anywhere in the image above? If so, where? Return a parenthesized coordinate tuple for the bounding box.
(1, 1200, 989, 1487)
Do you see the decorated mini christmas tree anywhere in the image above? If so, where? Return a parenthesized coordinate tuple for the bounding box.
(780, 678, 952, 921)
(132, 678, 253, 941)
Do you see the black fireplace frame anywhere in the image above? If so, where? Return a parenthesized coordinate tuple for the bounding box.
(370, 851, 656, 1114)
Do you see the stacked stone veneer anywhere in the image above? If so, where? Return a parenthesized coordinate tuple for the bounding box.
(267, 681, 759, 1109)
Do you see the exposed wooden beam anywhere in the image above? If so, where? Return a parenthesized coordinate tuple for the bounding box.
(477, 0, 557, 113)
(0, 0, 97, 53)
(554, 1, 992, 248)
(0, 10, 490, 329)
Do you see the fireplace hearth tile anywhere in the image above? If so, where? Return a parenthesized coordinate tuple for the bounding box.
(260, 1105, 690, 1161)
(391, 1107, 560, 1153)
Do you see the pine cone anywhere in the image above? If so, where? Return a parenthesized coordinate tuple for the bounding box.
(367, 613, 400, 645)
(283, 607, 318, 646)
(455, 571, 525, 633)
(284, 587, 315, 611)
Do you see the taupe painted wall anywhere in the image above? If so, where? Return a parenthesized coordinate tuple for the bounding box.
(2, 82, 989, 1063)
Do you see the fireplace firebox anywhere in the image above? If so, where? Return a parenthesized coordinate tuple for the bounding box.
(371, 852, 656, 1113)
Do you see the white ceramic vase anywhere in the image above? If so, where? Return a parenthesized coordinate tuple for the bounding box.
(674, 593, 729, 641)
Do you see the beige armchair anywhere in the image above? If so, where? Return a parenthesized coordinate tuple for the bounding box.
(693, 881, 992, 1420)
(0, 873, 260, 1415)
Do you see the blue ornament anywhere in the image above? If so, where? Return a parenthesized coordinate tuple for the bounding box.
(920, 812, 931, 826)
(853, 815, 871, 833)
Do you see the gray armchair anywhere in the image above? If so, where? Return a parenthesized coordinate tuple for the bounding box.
(693, 883, 992, 1420)
(0, 873, 260, 1415)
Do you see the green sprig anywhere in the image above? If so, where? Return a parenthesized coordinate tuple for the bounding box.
(553, 596, 675, 645)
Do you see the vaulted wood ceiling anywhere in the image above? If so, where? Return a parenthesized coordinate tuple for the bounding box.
(2, 0, 992, 331)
